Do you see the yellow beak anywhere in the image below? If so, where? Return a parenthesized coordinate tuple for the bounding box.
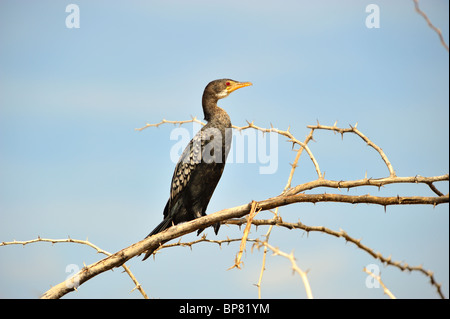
(226, 81, 253, 94)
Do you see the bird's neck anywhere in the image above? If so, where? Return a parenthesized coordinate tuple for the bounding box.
(202, 93, 219, 122)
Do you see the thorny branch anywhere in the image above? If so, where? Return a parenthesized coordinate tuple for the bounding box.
(2, 117, 448, 299)
(136, 118, 447, 299)
(0, 237, 148, 299)
(1, 1, 448, 301)
(136, 117, 323, 179)
(253, 240, 314, 299)
(228, 201, 260, 270)
(363, 267, 396, 299)
(225, 217, 445, 299)
(157, 234, 260, 252)
(307, 122, 396, 177)
(1, 3, 448, 300)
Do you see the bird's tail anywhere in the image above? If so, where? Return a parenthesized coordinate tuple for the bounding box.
(147, 217, 173, 238)
(142, 217, 173, 261)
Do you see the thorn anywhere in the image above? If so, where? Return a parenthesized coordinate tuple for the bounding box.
(130, 284, 140, 293)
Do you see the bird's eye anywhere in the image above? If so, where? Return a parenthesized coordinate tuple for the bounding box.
(226, 81, 231, 86)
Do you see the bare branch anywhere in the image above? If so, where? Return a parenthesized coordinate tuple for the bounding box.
(4, 119, 445, 299)
(158, 234, 260, 251)
(225, 217, 445, 299)
(413, 0, 449, 51)
(238, 121, 322, 179)
(0, 237, 148, 299)
(307, 123, 396, 177)
(253, 240, 313, 299)
(254, 207, 280, 299)
(363, 267, 396, 299)
(137, 118, 323, 179)
(135, 116, 205, 131)
(283, 174, 449, 196)
(284, 128, 315, 190)
(39, 190, 448, 299)
(228, 201, 260, 270)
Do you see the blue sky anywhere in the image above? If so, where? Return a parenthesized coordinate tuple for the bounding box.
(0, 0, 448, 299)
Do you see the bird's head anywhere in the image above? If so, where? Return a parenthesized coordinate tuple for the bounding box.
(204, 79, 253, 100)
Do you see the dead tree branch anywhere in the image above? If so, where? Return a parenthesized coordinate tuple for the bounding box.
(0, 237, 148, 299)
(307, 122, 396, 177)
(253, 240, 314, 299)
(3, 119, 447, 299)
(225, 217, 445, 299)
(363, 267, 396, 299)
(413, 0, 449, 52)
(36, 190, 447, 299)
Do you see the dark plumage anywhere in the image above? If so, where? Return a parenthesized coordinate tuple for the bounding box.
(142, 79, 252, 260)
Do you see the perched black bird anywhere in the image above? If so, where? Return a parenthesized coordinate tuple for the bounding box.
(142, 79, 252, 260)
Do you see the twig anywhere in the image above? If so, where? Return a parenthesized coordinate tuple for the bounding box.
(363, 267, 396, 299)
(283, 174, 449, 196)
(228, 201, 260, 270)
(137, 118, 323, 179)
(135, 116, 205, 131)
(225, 217, 445, 299)
(158, 234, 260, 251)
(284, 128, 315, 190)
(307, 122, 396, 177)
(0, 236, 148, 299)
(238, 121, 322, 179)
(413, 0, 449, 51)
(255, 207, 279, 299)
(253, 240, 313, 299)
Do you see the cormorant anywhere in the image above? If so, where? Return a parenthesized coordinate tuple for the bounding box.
(142, 79, 252, 260)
